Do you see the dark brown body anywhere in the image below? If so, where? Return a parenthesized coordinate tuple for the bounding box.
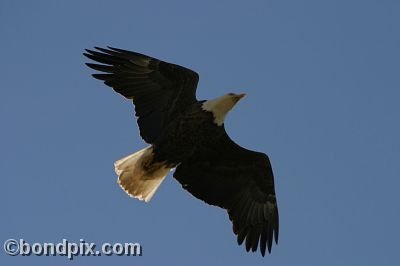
(152, 102, 224, 165)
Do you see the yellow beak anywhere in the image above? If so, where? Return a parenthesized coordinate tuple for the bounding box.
(236, 93, 246, 100)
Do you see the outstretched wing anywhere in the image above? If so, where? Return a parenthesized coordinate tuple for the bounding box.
(174, 129, 279, 256)
(84, 47, 199, 143)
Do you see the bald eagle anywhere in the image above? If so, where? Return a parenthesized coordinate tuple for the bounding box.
(84, 47, 279, 256)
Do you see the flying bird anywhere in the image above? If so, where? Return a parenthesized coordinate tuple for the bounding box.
(84, 47, 279, 256)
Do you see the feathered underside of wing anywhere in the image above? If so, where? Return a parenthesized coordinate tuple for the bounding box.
(228, 181, 279, 256)
(84, 46, 199, 143)
(173, 132, 279, 256)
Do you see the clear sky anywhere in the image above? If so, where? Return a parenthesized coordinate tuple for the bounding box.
(1, 0, 399, 265)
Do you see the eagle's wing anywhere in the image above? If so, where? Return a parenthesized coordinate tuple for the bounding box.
(84, 47, 199, 143)
(174, 128, 279, 256)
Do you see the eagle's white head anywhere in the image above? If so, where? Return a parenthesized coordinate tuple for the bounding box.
(201, 93, 246, 126)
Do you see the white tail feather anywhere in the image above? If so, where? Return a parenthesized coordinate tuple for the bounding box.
(115, 146, 171, 202)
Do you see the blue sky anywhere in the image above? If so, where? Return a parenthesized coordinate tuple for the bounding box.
(1, 0, 399, 265)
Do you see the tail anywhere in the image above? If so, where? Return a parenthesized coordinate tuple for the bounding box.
(115, 146, 171, 202)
